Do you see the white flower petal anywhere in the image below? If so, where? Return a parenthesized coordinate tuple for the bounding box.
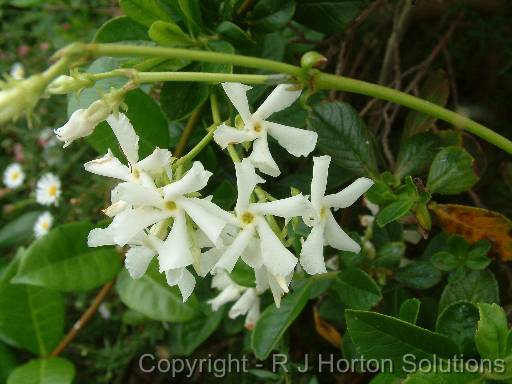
(256, 216, 297, 277)
(156, 210, 194, 271)
(107, 113, 139, 165)
(229, 288, 258, 319)
(324, 177, 374, 210)
(311, 155, 330, 211)
(241, 237, 263, 269)
(211, 269, 233, 290)
(266, 122, 317, 157)
(177, 268, 196, 302)
(244, 296, 261, 330)
(267, 271, 289, 308)
(214, 225, 255, 272)
(54, 109, 97, 147)
(111, 207, 171, 246)
(179, 197, 228, 245)
(250, 194, 310, 219)
(198, 247, 221, 277)
(165, 268, 184, 286)
(163, 161, 211, 199)
(87, 227, 116, 247)
(208, 285, 241, 311)
(138, 148, 172, 179)
(324, 211, 360, 252)
(235, 158, 265, 213)
(253, 84, 301, 121)
(254, 266, 269, 292)
(213, 124, 256, 149)
(111, 182, 163, 208)
(84, 149, 131, 181)
(125, 245, 156, 279)
(299, 221, 327, 275)
(248, 135, 280, 177)
(102, 201, 129, 218)
(221, 82, 252, 124)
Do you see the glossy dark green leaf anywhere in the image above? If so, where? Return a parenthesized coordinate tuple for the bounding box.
(12, 222, 121, 292)
(148, 20, 193, 47)
(427, 147, 478, 195)
(177, 0, 202, 35)
(295, 0, 367, 34)
(374, 242, 405, 267)
(369, 373, 402, 384)
(202, 40, 235, 73)
(307, 101, 378, 177)
(431, 251, 459, 271)
(395, 132, 440, 179)
(230, 259, 256, 288)
(0, 211, 41, 248)
(403, 70, 450, 139)
(116, 261, 200, 323)
(120, 0, 172, 27)
(6, 357, 75, 384)
(403, 372, 482, 384)
(160, 81, 209, 121)
(249, 0, 295, 33)
(466, 240, 492, 270)
(439, 270, 499, 312)
(0, 255, 64, 356)
(331, 269, 382, 310)
(399, 298, 421, 324)
(216, 21, 253, 46)
(251, 282, 311, 359)
(376, 198, 415, 227)
(395, 261, 442, 290)
(475, 303, 512, 359)
(167, 307, 224, 356)
(345, 310, 459, 373)
(212, 179, 237, 210)
(93, 16, 150, 43)
(0, 343, 16, 383)
(436, 301, 479, 354)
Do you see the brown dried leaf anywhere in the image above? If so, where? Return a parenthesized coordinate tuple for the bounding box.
(430, 203, 512, 261)
(313, 307, 342, 348)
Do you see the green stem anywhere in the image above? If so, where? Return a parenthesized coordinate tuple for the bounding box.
(173, 123, 217, 169)
(315, 73, 512, 154)
(174, 105, 204, 158)
(42, 57, 70, 82)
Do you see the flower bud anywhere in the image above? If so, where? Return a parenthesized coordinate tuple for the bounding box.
(0, 75, 47, 124)
(47, 74, 94, 95)
(54, 87, 126, 147)
(300, 51, 327, 69)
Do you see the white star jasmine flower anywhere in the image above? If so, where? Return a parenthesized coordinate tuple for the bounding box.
(208, 270, 261, 329)
(213, 83, 318, 177)
(55, 88, 126, 147)
(35, 172, 61, 206)
(214, 159, 310, 286)
(3, 163, 25, 188)
(84, 113, 172, 188)
(299, 156, 374, 275)
(33, 211, 53, 239)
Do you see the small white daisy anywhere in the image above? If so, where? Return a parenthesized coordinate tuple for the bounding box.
(35, 173, 61, 206)
(34, 211, 53, 239)
(3, 163, 25, 188)
(10, 62, 25, 80)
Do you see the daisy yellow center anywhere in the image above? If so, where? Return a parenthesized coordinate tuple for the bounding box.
(165, 201, 177, 211)
(241, 211, 255, 224)
(10, 171, 20, 180)
(41, 221, 50, 230)
(252, 121, 263, 133)
(48, 184, 58, 197)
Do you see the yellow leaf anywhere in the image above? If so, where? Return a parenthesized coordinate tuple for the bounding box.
(313, 307, 342, 348)
(430, 203, 512, 261)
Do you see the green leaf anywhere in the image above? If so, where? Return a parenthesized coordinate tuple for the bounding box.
(216, 21, 253, 46)
(366, 181, 396, 206)
(374, 242, 405, 267)
(295, 0, 366, 35)
(7, 357, 75, 384)
(399, 298, 421, 324)
(160, 81, 209, 121)
(403, 372, 482, 384)
(395, 132, 440, 179)
(369, 373, 401, 384)
(466, 240, 491, 270)
(0, 255, 64, 356)
(427, 147, 478, 195)
(93, 16, 150, 43)
(475, 303, 511, 359)
(177, 0, 202, 36)
(403, 70, 450, 139)
(12, 222, 121, 292)
(202, 40, 235, 73)
(376, 198, 415, 227)
(345, 310, 459, 373)
(168, 307, 224, 356)
(251, 282, 311, 359)
(212, 179, 237, 210)
(148, 20, 193, 47)
(395, 261, 442, 290)
(436, 301, 479, 354)
(331, 269, 382, 310)
(307, 101, 378, 177)
(439, 270, 499, 312)
(230, 260, 256, 288)
(120, 0, 172, 27)
(0, 211, 41, 248)
(431, 251, 459, 271)
(0, 343, 16, 383)
(116, 261, 200, 323)
(249, 0, 295, 33)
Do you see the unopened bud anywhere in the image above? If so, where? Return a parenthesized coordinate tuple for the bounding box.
(300, 51, 327, 69)
(47, 74, 94, 95)
(0, 74, 47, 124)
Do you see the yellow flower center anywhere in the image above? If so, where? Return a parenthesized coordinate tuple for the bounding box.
(41, 222, 50, 230)
(10, 171, 20, 180)
(165, 201, 177, 211)
(132, 168, 140, 179)
(48, 184, 58, 197)
(241, 211, 255, 224)
(320, 206, 328, 218)
(252, 121, 263, 133)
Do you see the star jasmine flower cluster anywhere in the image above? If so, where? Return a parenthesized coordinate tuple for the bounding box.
(3, 163, 25, 188)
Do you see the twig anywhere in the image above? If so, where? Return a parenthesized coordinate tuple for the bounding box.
(50, 281, 115, 357)
(174, 105, 204, 158)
